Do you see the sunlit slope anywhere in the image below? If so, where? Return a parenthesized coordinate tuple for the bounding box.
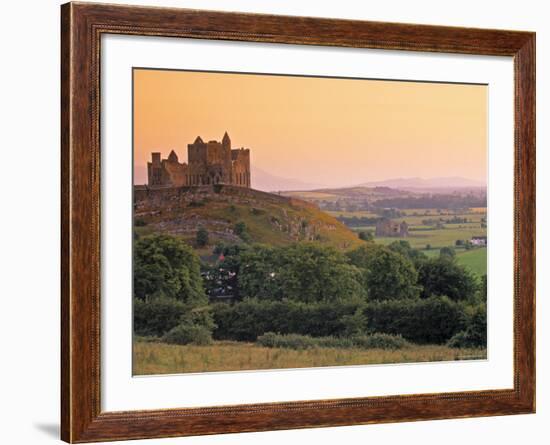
(134, 185, 362, 250)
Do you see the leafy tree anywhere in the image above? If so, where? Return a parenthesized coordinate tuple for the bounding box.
(447, 304, 487, 348)
(239, 243, 365, 303)
(366, 296, 467, 344)
(417, 256, 478, 301)
(358, 230, 374, 241)
(213, 242, 248, 257)
(212, 299, 365, 341)
(134, 297, 186, 337)
(133, 234, 215, 338)
(234, 221, 250, 241)
(203, 244, 248, 300)
(347, 245, 420, 301)
(340, 308, 368, 337)
(133, 234, 205, 305)
(163, 323, 213, 345)
(238, 245, 280, 300)
(196, 227, 209, 247)
(387, 240, 427, 266)
(439, 246, 456, 259)
(162, 303, 217, 345)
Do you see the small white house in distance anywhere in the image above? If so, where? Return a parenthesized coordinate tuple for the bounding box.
(471, 236, 487, 246)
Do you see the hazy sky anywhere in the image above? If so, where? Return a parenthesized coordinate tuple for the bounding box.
(133, 68, 487, 187)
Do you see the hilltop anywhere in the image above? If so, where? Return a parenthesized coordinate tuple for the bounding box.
(281, 184, 487, 211)
(357, 177, 486, 192)
(134, 185, 363, 253)
(282, 185, 410, 201)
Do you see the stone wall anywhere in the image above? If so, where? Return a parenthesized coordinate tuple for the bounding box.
(151, 132, 252, 188)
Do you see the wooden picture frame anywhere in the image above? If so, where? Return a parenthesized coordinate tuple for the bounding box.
(61, 2, 535, 442)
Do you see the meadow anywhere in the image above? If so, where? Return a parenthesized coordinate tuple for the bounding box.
(133, 200, 488, 375)
(133, 340, 487, 375)
(374, 226, 484, 249)
(327, 208, 487, 275)
(455, 247, 487, 276)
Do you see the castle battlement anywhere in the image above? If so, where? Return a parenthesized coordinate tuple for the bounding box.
(147, 131, 251, 188)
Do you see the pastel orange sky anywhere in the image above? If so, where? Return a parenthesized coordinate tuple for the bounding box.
(133, 69, 487, 187)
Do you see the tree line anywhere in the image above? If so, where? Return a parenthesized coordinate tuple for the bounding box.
(133, 234, 486, 349)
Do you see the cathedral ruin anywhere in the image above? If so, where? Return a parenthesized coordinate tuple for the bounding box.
(375, 218, 409, 238)
(147, 132, 251, 188)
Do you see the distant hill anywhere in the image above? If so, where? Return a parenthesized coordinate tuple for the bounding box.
(251, 166, 328, 192)
(134, 185, 362, 253)
(280, 183, 486, 210)
(358, 177, 486, 191)
(281, 185, 410, 201)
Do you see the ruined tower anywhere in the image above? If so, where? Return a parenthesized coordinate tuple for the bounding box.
(147, 132, 251, 188)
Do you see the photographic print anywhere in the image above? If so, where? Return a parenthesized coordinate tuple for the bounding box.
(132, 68, 488, 375)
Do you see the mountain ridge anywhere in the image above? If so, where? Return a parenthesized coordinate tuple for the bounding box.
(358, 176, 486, 190)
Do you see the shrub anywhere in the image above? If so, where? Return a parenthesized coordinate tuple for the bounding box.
(133, 297, 216, 339)
(257, 332, 319, 349)
(234, 221, 249, 241)
(256, 332, 410, 350)
(447, 304, 487, 348)
(163, 323, 213, 346)
(439, 246, 456, 259)
(417, 256, 478, 301)
(134, 335, 161, 343)
(257, 333, 354, 350)
(196, 227, 209, 247)
(365, 296, 467, 344)
(446, 331, 472, 348)
(351, 333, 410, 350)
(340, 308, 368, 337)
(346, 244, 420, 301)
(134, 233, 206, 304)
(387, 240, 427, 266)
(213, 296, 470, 345)
(133, 298, 186, 337)
(212, 299, 366, 341)
(358, 231, 374, 241)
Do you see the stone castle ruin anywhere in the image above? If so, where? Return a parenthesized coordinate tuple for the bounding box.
(375, 218, 409, 237)
(147, 132, 251, 188)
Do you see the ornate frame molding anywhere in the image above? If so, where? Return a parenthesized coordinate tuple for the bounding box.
(61, 2, 535, 442)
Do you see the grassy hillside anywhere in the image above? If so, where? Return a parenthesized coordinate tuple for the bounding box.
(134, 185, 362, 254)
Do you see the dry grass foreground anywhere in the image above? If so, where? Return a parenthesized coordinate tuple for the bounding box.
(133, 340, 487, 375)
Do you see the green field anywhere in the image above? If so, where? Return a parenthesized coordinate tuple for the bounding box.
(329, 207, 487, 275)
(456, 248, 487, 276)
(133, 340, 487, 375)
(328, 209, 482, 219)
(374, 226, 485, 249)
